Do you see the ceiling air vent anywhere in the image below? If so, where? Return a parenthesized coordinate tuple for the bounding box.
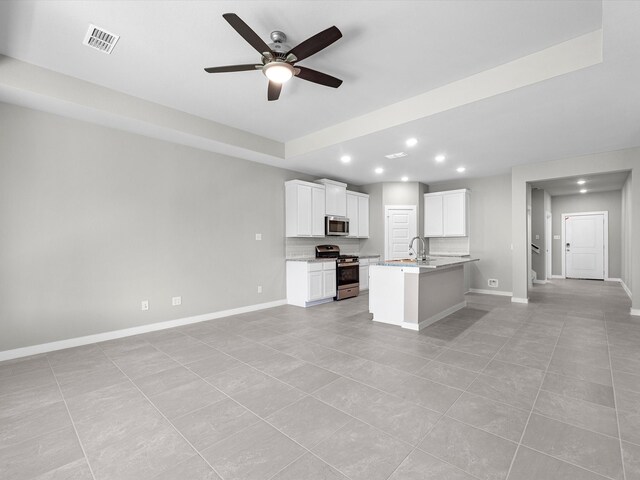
(385, 152, 408, 159)
(83, 24, 119, 54)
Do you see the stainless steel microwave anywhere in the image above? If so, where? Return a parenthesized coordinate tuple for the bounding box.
(325, 216, 349, 236)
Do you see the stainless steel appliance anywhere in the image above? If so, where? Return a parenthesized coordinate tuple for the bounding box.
(325, 216, 349, 236)
(316, 245, 359, 300)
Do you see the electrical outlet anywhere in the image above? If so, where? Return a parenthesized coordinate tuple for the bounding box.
(141, 300, 149, 311)
(488, 279, 499, 288)
(257, 285, 262, 293)
(535, 234, 540, 240)
(255, 233, 262, 241)
(172, 296, 182, 306)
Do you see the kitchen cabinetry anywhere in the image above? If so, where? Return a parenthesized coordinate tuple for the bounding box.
(358, 256, 380, 291)
(317, 179, 347, 217)
(285, 180, 325, 237)
(424, 189, 469, 237)
(346, 192, 370, 238)
(286, 260, 336, 307)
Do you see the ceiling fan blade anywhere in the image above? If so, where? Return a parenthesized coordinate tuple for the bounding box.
(222, 13, 273, 56)
(268, 81, 282, 101)
(204, 64, 261, 73)
(287, 26, 342, 62)
(296, 66, 343, 88)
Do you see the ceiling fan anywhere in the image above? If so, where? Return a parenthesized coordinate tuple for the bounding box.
(204, 13, 343, 101)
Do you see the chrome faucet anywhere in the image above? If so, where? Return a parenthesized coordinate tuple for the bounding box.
(409, 236, 427, 261)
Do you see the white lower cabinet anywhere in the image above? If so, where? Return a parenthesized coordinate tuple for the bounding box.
(358, 256, 380, 291)
(287, 260, 336, 307)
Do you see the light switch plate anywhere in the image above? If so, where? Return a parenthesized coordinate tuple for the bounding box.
(554, 235, 561, 240)
(255, 233, 262, 240)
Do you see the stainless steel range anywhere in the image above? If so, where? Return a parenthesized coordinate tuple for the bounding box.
(315, 245, 359, 300)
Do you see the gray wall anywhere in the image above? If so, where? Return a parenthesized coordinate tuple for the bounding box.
(622, 173, 632, 291)
(359, 181, 427, 258)
(0, 102, 309, 351)
(531, 189, 546, 280)
(551, 190, 622, 278)
(429, 173, 513, 293)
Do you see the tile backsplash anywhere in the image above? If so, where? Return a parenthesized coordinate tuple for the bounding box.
(286, 237, 361, 258)
(428, 237, 470, 255)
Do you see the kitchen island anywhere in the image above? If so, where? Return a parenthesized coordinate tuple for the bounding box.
(369, 257, 479, 331)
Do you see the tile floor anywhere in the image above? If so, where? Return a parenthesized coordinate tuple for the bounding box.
(1, 279, 638, 480)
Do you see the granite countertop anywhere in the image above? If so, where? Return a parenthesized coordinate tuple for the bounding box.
(286, 257, 336, 263)
(374, 256, 479, 270)
(286, 253, 381, 262)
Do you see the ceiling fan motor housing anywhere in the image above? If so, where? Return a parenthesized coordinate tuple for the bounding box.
(268, 31, 292, 60)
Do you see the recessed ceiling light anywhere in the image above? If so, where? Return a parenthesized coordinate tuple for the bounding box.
(385, 152, 407, 159)
(375, 167, 384, 174)
(456, 167, 466, 173)
(580, 189, 587, 194)
(340, 155, 351, 163)
(577, 179, 586, 185)
(405, 138, 418, 147)
(435, 154, 446, 162)
(401, 176, 409, 182)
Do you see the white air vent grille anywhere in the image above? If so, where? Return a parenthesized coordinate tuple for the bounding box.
(385, 152, 408, 159)
(83, 24, 119, 54)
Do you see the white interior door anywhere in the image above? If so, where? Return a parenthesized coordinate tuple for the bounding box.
(385, 206, 417, 260)
(565, 213, 605, 280)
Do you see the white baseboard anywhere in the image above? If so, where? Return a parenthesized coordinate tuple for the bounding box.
(631, 308, 640, 317)
(402, 301, 467, 331)
(621, 280, 632, 300)
(550, 275, 565, 279)
(606, 277, 622, 282)
(468, 288, 513, 297)
(511, 297, 529, 304)
(533, 280, 547, 285)
(0, 299, 287, 362)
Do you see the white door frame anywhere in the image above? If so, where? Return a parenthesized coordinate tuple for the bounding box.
(384, 205, 417, 261)
(545, 211, 552, 280)
(561, 211, 608, 279)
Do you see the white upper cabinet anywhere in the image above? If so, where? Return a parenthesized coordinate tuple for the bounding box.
(424, 194, 444, 237)
(285, 180, 326, 237)
(317, 179, 347, 217)
(424, 189, 469, 237)
(346, 191, 369, 238)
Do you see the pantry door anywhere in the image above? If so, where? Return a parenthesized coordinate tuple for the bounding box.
(385, 206, 417, 260)
(563, 212, 607, 280)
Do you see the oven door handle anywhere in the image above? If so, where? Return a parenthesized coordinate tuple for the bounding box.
(338, 262, 359, 267)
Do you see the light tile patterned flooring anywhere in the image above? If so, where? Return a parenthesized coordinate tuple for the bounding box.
(1, 279, 639, 480)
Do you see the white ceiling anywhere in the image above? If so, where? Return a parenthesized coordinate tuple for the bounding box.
(532, 171, 629, 196)
(0, 1, 639, 186)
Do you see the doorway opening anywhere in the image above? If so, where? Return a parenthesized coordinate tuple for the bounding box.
(561, 211, 608, 280)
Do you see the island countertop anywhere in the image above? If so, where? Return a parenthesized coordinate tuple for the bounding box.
(373, 256, 478, 271)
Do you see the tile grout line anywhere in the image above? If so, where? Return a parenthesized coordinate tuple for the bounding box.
(163, 327, 479, 480)
(95, 345, 230, 480)
(45, 357, 98, 480)
(503, 309, 565, 480)
(604, 314, 628, 480)
(99, 337, 362, 480)
(382, 309, 539, 480)
(201, 302, 624, 479)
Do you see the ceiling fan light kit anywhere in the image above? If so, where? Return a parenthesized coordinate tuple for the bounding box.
(204, 13, 343, 101)
(263, 62, 294, 83)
